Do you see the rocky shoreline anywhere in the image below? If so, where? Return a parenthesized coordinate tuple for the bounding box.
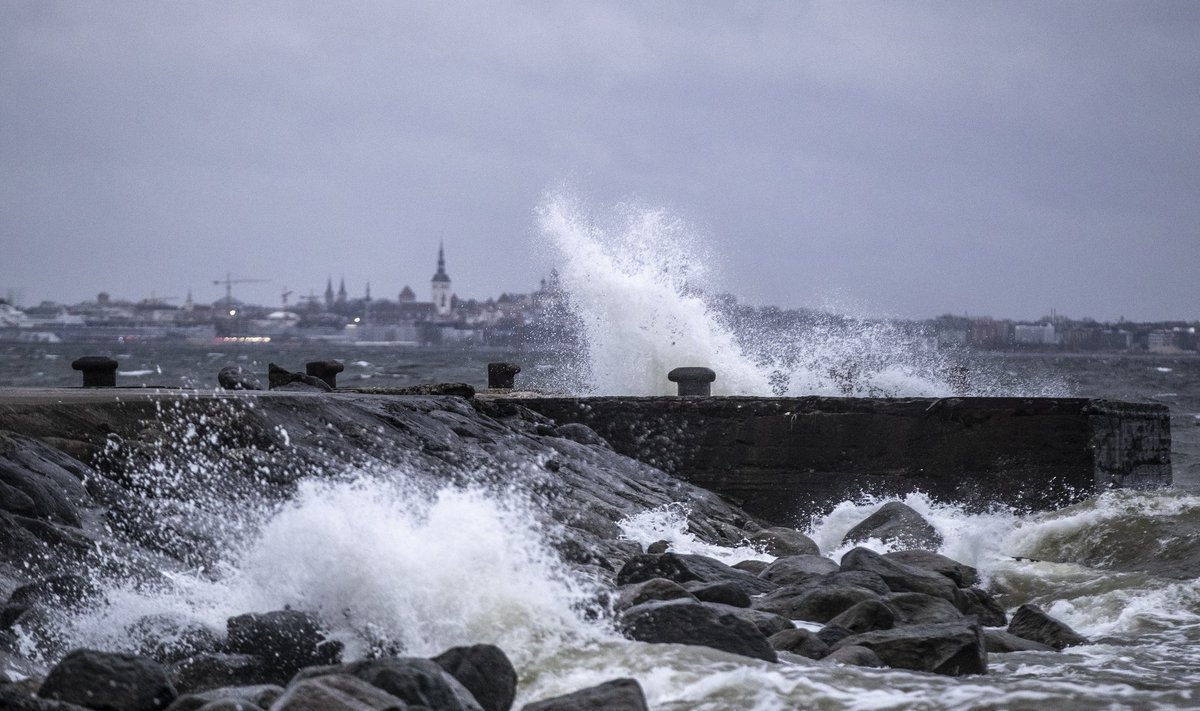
(0, 388, 1091, 709)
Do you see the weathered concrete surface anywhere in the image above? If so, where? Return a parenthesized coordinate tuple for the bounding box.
(495, 396, 1172, 525)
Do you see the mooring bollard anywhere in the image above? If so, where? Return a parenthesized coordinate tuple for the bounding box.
(488, 362, 521, 389)
(71, 356, 119, 387)
(305, 360, 345, 389)
(668, 367, 716, 396)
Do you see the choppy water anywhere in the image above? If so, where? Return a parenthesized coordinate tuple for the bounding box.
(3, 196, 1199, 708)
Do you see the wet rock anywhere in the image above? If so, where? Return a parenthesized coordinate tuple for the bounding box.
(226, 610, 341, 684)
(216, 367, 263, 391)
(767, 628, 830, 660)
(701, 602, 794, 638)
(822, 645, 884, 668)
(683, 580, 752, 608)
(984, 629, 1057, 653)
(615, 553, 775, 596)
(840, 548, 964, 609)
(0, 685, 93, 710)
(646, 540, 670, 554)
(842, 502, 943, 550)
(128, 615, 223, 665)
(270, 674, 407, 711)
(170, 654, 269, 694)
(831, 621, 988, 676)
(163, 684, 283, 711)
(731, 559, 769, 575)
(819, 570, 891, 596)
(749, 527, 820, 557)
(267, 364, 332, 392)
(521, 678, 648, 711)
(38, 648, 177, 711)
(295, 657, 482, 711)
(757, 555, 839, 587)
(958, 588, 1007, 627)
(881, 592, 964, 626)
(826, 599, 896, 634)
(882, 550, 978, 588)
(816, 624, 854, 647)
(615, 578, 696, 611)
(1006, 604, 1089, 649)
(551, 423, 611, 449)
(619, 599, 777, 662)
(432, 644, 518, 711)
(753, 584, 880, 623)
(2, 575, 97, 629)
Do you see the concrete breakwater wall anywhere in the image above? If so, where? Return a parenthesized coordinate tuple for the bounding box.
(496, 396, 1172, 525)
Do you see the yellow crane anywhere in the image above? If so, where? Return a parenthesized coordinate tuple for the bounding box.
(212, 273, 269, 304)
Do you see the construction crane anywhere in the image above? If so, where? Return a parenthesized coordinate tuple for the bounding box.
(281, 287, 294, 308)
(212, 273, 269, 304)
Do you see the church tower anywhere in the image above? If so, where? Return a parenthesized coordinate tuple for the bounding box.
(324, 277, 334, 310)
(431, 242, 452, 317)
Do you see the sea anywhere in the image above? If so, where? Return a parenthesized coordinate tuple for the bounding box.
(2, 199, 1198, 709)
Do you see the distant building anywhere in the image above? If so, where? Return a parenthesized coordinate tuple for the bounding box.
(1014, 322, 1057, 346)
(431, 242, 453, 317)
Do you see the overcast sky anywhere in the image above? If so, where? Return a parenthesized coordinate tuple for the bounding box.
(2, 1, 1197, 322)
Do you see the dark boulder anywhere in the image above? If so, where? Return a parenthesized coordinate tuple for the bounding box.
(226, 610, 341, 684)
(266, 364, 332, 392)
(984, 629, 1057, 653)
(619, 599, 777, 662)
(128, 615, 222, 665)
(818, 570, 890, 596)
(1006, 604, 1089, 649)
(767, 628, 830, 660)
(816, 624, 854, 648)
(840, 548, 963, 609)
(822, 645, 884, 668)
(38, 648, 177, 711)
(216, 367, 263, 391)
(683, 581, 752, 608)
(882, 550, 978, 588)
(645, 540, 670, 554)
(295, 657, 482, 711)
(2, 575, 97, 629)
(757, 555, 839, 587)
(433, 644, 518, 711)
(701, 602, 794, 638)
(0, 685, 93, 710)
(163, 684, 283, 711)
(616, 553, 774, 595)
(754, 584, 880, 623)
(831, 621, 988, 676)
(731, 559, 769, 574)
(521, 678, 648, 711)
(881, 592, 964, 626)
(842, 502, 943, 550)
(959, 588, 1007, 627)
(826, 599, 896, 634)
(614, 578, 696, 611)
(270, 674, 407, 710)
(749, 527, 820, 556)
(170, 654, 269, 694)
(551, 423, 611, 449)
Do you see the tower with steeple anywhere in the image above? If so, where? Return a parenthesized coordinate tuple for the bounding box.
(336, 277, 347, 307)
(324, 277, 335, 310)
(431, 242, 452, 317)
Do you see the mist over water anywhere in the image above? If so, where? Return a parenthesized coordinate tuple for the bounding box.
(536, 192, 1068, 398)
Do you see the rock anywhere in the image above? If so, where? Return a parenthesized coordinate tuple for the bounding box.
(767, 628, 830, 660)
(521, 678, 648, 711)
(645, 540, 670, 554)
(615, 553, 775, 596)
(2, 575, 97, 629)
(701, 602, 794, 638)
(270, 674, 407, 711)
(619, 599, 777, 663)
(749, 527, 820, 556)
(958, 588, 1007, 627)
(38, 648, 178, 711)
(984, 629, 1057, 653)
(731, 559, 769, 575)
(881, 592, 964, 626)
(295, 657, 482, 711)
(818, 570, 891, 596)
(267, 364, 333, 392)
(816, 625, 854, 648)
(216, 367, 263, 391)
(822, 645, 884, 668)
(551, 423, 611, 449)
(757, 555, 839, 587)
(170, 654, 269, 694)
(826, 599, 896, 634)
(432, 644, 518, 711)
(128, 615, 222, 665)
(614, 578, 696, 611)
(831, 621, 988, 676)
(0, 685, 93, 710)
(682, 581, 752, 608)
(842, 502, 943, 550)
(882, 550, 978, 588)
(840, 548, 964, 609)
(753, 584, 880, 623)
(226, 610, 341, 684)
(1006, 604, 1089, 649)
(163, 684, 283, 711)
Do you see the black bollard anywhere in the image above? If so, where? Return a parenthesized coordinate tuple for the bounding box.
(71, 356, 119, 387)
(305, 360, 345, 389)
(488, 362, 521, 389)
(667, 367, 716, 397)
